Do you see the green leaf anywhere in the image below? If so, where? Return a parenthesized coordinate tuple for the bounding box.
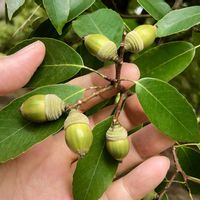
(43, 0, 70, 35)
(156, 6, 200, 37)
(135, 78, 199, 142)
(134, 41, 195, 81)
(5, 0, 25, 20)
(68, 0, 95, 22)
(137, 0, 171, 20)
(9, 38, 83, 87)
(0, 84, 84, 163)
(176, 147, 200, 194)
(73, 117, 118, 200)
(72, 8, 124, 46)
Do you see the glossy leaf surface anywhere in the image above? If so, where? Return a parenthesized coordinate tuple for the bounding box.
(134, 42, 195, 81)
(9, 38, 83, 87)
(43, 0, 70, 34)
(135, 78, 199, 142)
(5, 0, 25, 20)
(68, 0, 95, 21)
(137, 0, 171, 20)
(156, 6, 200, 37)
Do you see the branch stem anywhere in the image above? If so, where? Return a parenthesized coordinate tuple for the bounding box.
(81, 65, 116, 83)
(120, 14, 151, 19)
(113, 92, 127, 124)
(66, 85, 113, 111)
(158, 173, 177, 200)
(115, 31, 126, 88)
(172, 146, 187, 181)
(175, 143, 200, 148)
(172, 0, 183, 9)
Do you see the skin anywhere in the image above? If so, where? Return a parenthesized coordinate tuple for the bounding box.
(0, 41, 174, 200)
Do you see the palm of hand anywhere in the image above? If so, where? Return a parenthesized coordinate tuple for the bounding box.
(0, 132, 76, 200)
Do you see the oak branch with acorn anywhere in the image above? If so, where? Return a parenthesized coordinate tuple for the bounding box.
(20, 25, 157, 161)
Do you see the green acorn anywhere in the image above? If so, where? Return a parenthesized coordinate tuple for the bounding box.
(84, 34, 118, 61)
(125, 24, 157, 53)
(20, 94, 65, 123)
(106, 123, 129, 161)
(64, 109, 93, 157)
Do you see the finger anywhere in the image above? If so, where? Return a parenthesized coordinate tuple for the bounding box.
(0, 41, 45, 95)
(101, 156, 170, 200)
(68, 63, 140, 112)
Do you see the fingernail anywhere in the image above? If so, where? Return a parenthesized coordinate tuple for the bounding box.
(13, 41, 42, 56)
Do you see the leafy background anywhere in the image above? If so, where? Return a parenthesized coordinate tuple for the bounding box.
(1, 0, 200, 200)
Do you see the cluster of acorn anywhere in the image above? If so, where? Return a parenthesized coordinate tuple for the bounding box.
(20, 24, 157, 161)
(20, 95, 128, 160)
(84, 24, 157, 61)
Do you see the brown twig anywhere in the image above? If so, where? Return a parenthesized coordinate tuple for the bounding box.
(120, 14, 151, 19)
(158, 173, 177, 200)
(65, 84, 113, 111)
(113, 92, 127, 124)
(187, 176, 200, 184)
(115, 31, 126, 88)
(111, 0, 118, 11)
(158, 145, 194, 199)
(112, 31, 133, 124)
(172, 146, 187, 182)
(172, 0, 183, 9)
(81, 65, 116, 83)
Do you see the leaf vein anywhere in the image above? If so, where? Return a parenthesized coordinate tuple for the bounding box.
(137, 82, 193, 135)
(84, 143, 105, 200)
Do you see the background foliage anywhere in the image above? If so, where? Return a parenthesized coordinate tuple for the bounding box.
(0, 0, 200, 200)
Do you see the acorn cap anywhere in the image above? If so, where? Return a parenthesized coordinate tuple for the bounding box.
(106, 123, 129, 161)
(106, 123, 128, 141)
(64, 109, 89, 130)
(134, 25, 157, 48)
(45, 94, 65, 121)
(125, 24, 157, 53)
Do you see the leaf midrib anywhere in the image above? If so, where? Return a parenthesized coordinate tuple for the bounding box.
(137, 81, 194, 136)
(158, 7, 200, 33)
(88, 15, 103, 34)
(141, 46, 194, 77)
(83, 143, 105, 200)
(0, 123, 31, 144)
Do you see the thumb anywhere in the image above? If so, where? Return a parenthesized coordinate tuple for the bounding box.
(0, 41, 45, 95)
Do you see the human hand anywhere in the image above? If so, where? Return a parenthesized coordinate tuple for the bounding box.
(0, 41, 174, 200)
